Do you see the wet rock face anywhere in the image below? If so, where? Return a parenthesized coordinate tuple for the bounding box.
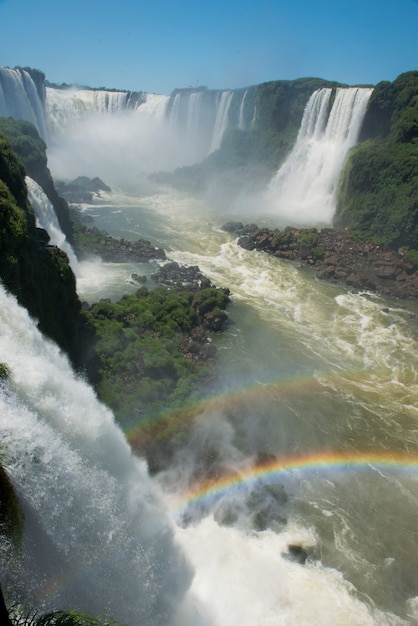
(223, 223, 418, 300)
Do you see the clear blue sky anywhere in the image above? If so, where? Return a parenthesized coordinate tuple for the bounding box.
(0, 0, 417, 93)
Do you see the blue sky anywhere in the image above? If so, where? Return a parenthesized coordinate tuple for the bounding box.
(0, 0, 417, 93)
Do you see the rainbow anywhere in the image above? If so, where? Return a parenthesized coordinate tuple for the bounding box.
(126, 374, 325, 447)
(168, 450, 418, 517)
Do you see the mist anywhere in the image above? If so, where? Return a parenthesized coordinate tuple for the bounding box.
(47, 110, 185, 190)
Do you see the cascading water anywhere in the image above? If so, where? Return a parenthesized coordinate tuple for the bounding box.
(209, 91, 234, 153)
(2, 65, 418, 625)
(238, 90, 248, 130)
(45, 86, 148, 137)
(0, 283, 193, 625)
(26, 176, 79, 273)
(0, 67, 47, 139)
(1, 65, 253, 174)
(265, 86, 373, 224)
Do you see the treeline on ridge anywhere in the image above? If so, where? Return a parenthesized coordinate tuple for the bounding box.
(337, 71, 418, 252)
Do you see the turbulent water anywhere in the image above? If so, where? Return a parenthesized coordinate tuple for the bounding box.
(35, 185, 418, 626)
(1, 67, 418, 624)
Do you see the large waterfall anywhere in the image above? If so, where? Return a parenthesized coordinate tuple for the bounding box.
(0, 67, 254, 169)
(3, 65, 416, 626)
(265, 86, 373, 224)
(0, 284, 192, 625)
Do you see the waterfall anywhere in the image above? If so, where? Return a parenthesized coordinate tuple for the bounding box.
(186, 92, 203, 137)
(0, 66, 250, 171)
(165, 89, 237, 160)
(0, 283, 191, 625)
(238, 90, 248, 130)
(209, 91, 234, 153)
(45, 86, 149, 136)
(0, 67, 47, 139)
(266, 86, 373, 224)
(26, 176, 79, 273)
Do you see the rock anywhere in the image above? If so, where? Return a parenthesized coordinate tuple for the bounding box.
(131, 273, 147, 284)
(152, 261, 206, 289)
(56, 176, 111, 203)
(226, 222, 418, 300)
(375, 265, 397, 279)
(283, 545, 309, 565)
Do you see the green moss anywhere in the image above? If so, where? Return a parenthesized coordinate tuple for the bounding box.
(312, 246, 325, 259)
(297, 231, 319, 249)
(404, 248, 418, 267)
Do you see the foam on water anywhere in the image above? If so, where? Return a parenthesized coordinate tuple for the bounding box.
(175, 517, 402, 626)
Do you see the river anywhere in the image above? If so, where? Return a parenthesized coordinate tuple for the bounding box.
(74, 184, 418, 625)
(1, 69, 417, 624)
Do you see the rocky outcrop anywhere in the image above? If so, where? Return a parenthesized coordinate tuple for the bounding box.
(223, 222, 418, 300)
(152, 261, 206, 289)
(73, 223, 166, 262)
(56, 176, 112, 204)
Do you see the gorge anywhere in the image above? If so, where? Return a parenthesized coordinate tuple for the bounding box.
(0, 65, 418, 626)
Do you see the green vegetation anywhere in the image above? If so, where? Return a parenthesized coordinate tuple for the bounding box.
(72, 222, 113, 255)
(81, 284, 230, 432)
(0, 134, 81, 359)
(297, 231, 319, 249)
(0, 118, 73, 240)
(154, 77, 344, 194)
(337, 71, 418, 249)
(271, 230, 296, 248)
(404, 248, 418, 266)
(253, 77, 343, 168)
(0, 362, 10, 380)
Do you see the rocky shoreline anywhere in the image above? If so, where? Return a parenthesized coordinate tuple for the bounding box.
(223, 222, 418, 301)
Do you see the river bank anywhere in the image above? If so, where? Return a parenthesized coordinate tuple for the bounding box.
(223, 222, 418, 301)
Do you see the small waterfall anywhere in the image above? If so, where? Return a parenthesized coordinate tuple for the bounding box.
(26, 176, 79, 273)
(167, 92, 182, 125)
(186, 92, 203, 136)
(209, 91, 234, 153)
(266, 86, 373, 224)
(238, 90, 248, 130)
(0, 283, 191, 624)
(0, 67, 47, 139)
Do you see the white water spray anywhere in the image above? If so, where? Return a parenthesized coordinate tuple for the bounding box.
(26, 176, 79, 273)
(0, 283, 192, 625)
(265, 87, 373, 224)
